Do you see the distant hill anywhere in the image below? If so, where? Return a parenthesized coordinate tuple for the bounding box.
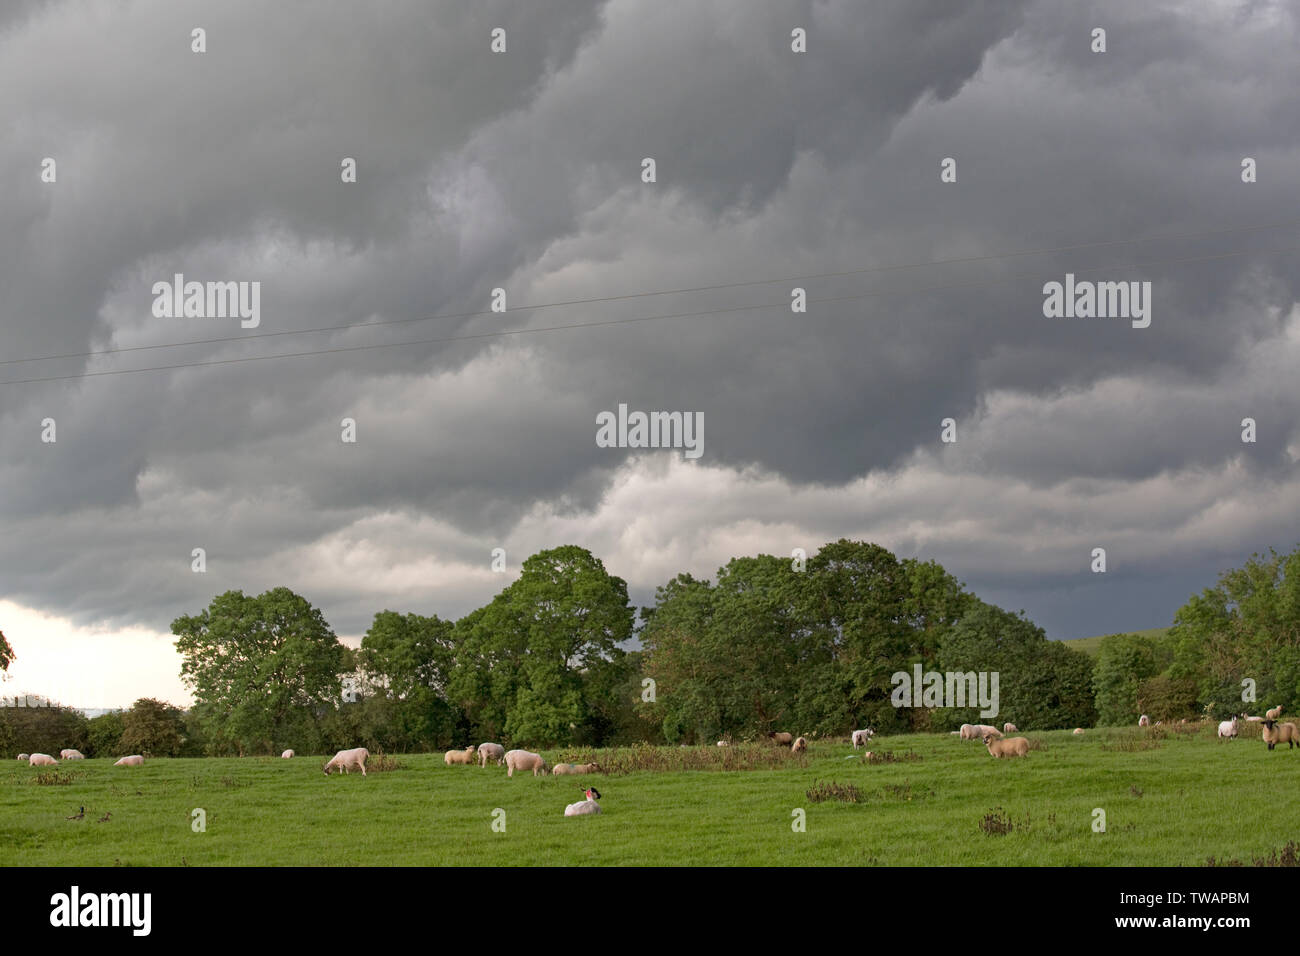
(1061, 627, 1170, 657)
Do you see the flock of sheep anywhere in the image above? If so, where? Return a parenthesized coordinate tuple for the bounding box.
(17, 749, 144, 767)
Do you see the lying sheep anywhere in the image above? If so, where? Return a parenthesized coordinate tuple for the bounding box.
(477, 742, 505, 767)
(1217, 716, 1239, 740)
(1002, 723, 1018, 734)
(29, 753, 58, 767)
(322, 747, 368, 776)
(1266, 705, 1284, 720)
(791, 736, 807, 754)
(281, 749, 294, 759)
(851, 729, 874, 748)
(564, 787, 602, 817)
(505, 750, 549, 777)
(983, 734, 1029, 758)
(1138, 715, 1150, 727)
(1072, 728, 1085, 735)
(59, 749, 85, 760)
(444, 746, 476, 766)
(113, 755, 144, 767)
(1245, 715, 1264, 722)
(1261, 720, 1299, 751)
(769, 732, 794, 746)
(553, 762, 600, 775)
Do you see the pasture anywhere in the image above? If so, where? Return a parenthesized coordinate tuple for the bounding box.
(2, 725, 1297, 866)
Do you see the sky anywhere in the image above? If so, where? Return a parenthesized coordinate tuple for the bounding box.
(1, 0, 1298, 710)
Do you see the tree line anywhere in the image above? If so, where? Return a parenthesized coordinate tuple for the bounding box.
(3, 541, 1297, 756)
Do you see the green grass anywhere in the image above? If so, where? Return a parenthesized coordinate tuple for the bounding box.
(1061, 626, 1170, 657)
(3, 727, 1297, 866)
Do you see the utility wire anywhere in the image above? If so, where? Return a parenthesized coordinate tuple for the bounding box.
(3, 217, 1298, 368)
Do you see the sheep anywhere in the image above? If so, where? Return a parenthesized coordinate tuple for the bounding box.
(983, 734, 1030, 758)
(16, 753, 29, 761)
(959, 724, 980, 740)
(281, 749, 294, 759)
(791, 736, 807, 754)
(1266, 705, 1284, 720)
(1072, 728, 1085, 734)
(59, 749, 85, 760)
(1245, 715, 1264, 722)
(851, 729, 874, 748)
(322, 747, 368, 776)
(716, 740, 728, 747)
(1261, 720, 1299, 751)
(553, 761, 600, 775)
(564, 787, 602, 817)
(1138, 715, 1150, 727)
(113, 755, 144, 767)
(1002, 723, 1018, 734)
(1217, 716, 1239, 740)
(28, 753, 58, 766)
(769, 732, 794, 746)
(444, 746, 477, 766)
(505, 750, 549, 777)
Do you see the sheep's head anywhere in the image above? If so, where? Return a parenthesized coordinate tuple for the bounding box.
(1263, 720, 1277, 730)
(585, 787, 601, 801)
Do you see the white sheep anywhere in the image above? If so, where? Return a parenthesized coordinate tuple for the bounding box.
(16, 753, 29, 761)
(59, 749, 85, 759)
(281, 749, 294, 759)
(1245, 715, 1264, 722)
(1266, 705, 1284, 720)
(791, 736, 807, 754)
(444, 746, 476, 766)
(716, 740, 728, 747)
(1138, 715, 1150, 727)
(29, 753, 58, 766)
(851, 729, 874, 748)
(113, 755, 144, 767)
(769, 732, 793, 746)
(564, 787, 602, 817)
(1217, 717, 1239, 740)
(505, 750, 549, 777)
(322, 747, 369, 776)
(552, 762, 600, 775)
(1002, 723, 1017, 734)
(983, 734, 1029, 758)
(478, 743, 505, 767)
(1072, 728, 1085, 735)
(1261, 720, 1299, 750)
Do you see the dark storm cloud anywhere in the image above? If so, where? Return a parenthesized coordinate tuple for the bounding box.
(1, 0, 1297, 647)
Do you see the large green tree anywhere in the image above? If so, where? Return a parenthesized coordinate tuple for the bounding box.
(119, 697, 186, 757)
(1092, 632, 1163, 725)
(448, 546, 633, 747)
(357, 610, 459, 750)
(172, 587, 347, 754)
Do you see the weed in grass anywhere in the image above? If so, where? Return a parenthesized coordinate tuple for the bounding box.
(1205, 841, 1300, 867)
(980, 807, 1018, 836)
(806, 780, 863, 803)
(28, 770, 80, 786)
(1102, 733, 1162, 752)
(366, 750, 402, 773)
(1130, 785, 1144, 798)
(864, 750, 922, 765)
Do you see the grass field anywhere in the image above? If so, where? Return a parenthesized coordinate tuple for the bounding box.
(1061, 627, 1170, 657)
(3, 725, 1297, 866)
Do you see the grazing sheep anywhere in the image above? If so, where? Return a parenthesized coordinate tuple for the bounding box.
(959, 724, 980, 740)
(477, 742, 505, 767)
(564, 787, 602, 817)
(791, 736, 807, 754)
(1002, 723, 1018, 734)
(1266, 705, 1283, 720)
(505, 750, 549, 777)
(444, 746, 477, 766)
(16, 753, 29, 761)
(769, 732, 794, 746)
(59, 749, 85, 760)
(1138, 715, 1150, 727)
(552, 762, 600, 775)
(281, 749, 294, 759)
(1072, 728, 1085, 735)
(1217, 717, 1239, 740)
(113, 755, 144, 767)
(851, 729, 874, 748)
(983, 734, 1030, 758)
(322, 747, 368, 776)
(29, 753, 58, 767)
(1261, 720, 1299, 751)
